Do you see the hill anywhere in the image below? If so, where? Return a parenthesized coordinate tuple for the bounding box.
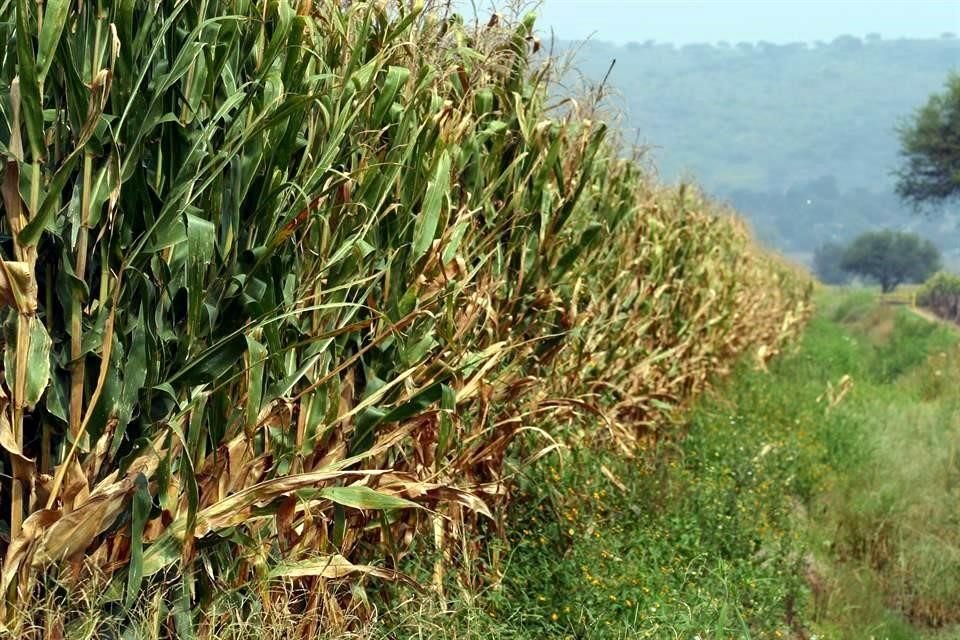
(560, 36, 960, 262)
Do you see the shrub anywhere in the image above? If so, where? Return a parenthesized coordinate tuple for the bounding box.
(917, 271, 960, 322)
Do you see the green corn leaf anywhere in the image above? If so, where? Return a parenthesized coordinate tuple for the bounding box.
(550, 123, 608, 235)
(140, 530, 183, 578)
(19, 153, 81, 245)
(400, 329, 436, 366)
(165, 333, 247, 387)
(319, 486, 421, 512)
(372, 66, 410, 125)
(379, 382, 443, 424)
(412, 150, 451, 260)
(36, 0, 71, 83)
(15, 0, 44, 160)
(124, 474, 151, 607)
(118, 308, 148, 425)
(436, 384, 456, 462)
(441, 216, 470, 265)
(474, 88, 494, 115)
(555, 221, 603, 275)
(244, 335, 267, 430)
(349, 405, 386, 457)
(172, 576, 196, 640)
(3, 315, 52, 409)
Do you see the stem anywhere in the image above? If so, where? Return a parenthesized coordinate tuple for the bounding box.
(69, 153, 93, 440)
(40, 422, 51, 476)
(47, 304, 115, 510)
(40, 263, 53, 474)
(10, 160, 41, 538)
(10, 320, 27, 539)
(66, 9, 105, 443)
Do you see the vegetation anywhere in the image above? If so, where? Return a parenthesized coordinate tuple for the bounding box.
(811, 230, 942, 290)
(896, 72, 960, 210)
(812, 240, 852, 285)
(918, 271, 960, 322)
(728, 182, 960, 265)
(372, 291, 960, 639)
(563, 37, 960, 260)
(839, 230, 941, 292)
(0, 2, 808, 637)
(807, 294, 960, 635)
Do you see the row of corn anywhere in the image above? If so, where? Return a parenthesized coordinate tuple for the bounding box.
(0, 1, 809, 636)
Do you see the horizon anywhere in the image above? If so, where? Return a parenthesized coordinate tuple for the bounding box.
(548, 32, 960, 47)
(456, 0, 960, 47)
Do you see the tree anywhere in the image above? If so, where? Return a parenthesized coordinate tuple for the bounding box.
(830, 34, 862, 50)
(895, 73, 960, 209)
(840, 230, 941, 292)
(812, 241, 852, 285)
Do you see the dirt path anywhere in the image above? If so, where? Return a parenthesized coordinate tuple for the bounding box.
(878, 292, 958, 330)
(905, 304, 955, 327)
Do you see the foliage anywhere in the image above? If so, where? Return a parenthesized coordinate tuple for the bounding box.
(810, 295, 960, 635)
(895, 72, 960, 210)
(812, 240, 852, 285)
(867, 310, 957, 382)
(0, 1, 809, 636)
(726, 181, 960, 265)
(382, 429, 810, 639)
(917, 270, 960, 322)
(839, 230, 941, 292)
(375, 293, 960, 639)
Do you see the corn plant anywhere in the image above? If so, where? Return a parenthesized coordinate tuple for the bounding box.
(0, 1, 809, 636)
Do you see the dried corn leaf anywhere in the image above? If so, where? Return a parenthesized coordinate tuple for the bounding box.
(0, 261, 36, 313)
(268, 553, 414, 586)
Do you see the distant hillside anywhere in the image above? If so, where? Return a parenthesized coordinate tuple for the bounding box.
(559, 35, 960, 262)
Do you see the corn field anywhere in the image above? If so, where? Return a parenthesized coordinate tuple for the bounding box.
(0, 1, 809, 637)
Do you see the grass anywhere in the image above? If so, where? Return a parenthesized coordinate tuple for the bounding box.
(807, 291, 960, 636)
(373, 288, 960, 639)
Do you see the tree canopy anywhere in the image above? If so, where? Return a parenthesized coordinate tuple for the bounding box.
(839, 230, 941, 292)
(895, 73, 960, 210)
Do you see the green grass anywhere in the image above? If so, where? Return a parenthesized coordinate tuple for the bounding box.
(376, 289, 960, 639)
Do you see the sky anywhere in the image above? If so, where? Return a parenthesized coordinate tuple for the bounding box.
(462, 0, 960, 45)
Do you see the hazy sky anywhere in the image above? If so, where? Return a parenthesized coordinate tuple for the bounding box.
(465, 0, 960, 45)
